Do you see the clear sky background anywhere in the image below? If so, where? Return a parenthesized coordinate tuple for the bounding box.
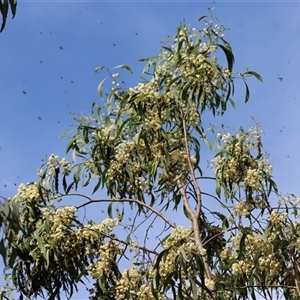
(0, 1, 300, 299)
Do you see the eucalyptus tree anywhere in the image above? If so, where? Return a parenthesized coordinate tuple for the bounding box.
(3, 13, 300, 300)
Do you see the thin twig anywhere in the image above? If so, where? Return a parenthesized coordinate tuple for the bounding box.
(75, 196, 176, 228)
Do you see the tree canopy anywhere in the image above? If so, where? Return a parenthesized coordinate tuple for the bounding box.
(2, 12, 300, 300)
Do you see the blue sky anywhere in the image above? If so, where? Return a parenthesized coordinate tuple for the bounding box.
(1, 1, 300, 200)
(1, 1, 300, 298)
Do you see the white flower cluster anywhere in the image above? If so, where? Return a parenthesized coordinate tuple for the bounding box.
(234, 200, 252, 217)
(163, 226, 193, 249)
(205, 278, 215, 291)
(269, 211, 288, 227)
(211, 126, 273, 192)
(75, 218, 119, 243)
(88, 241, 123, 279)
(16, 182, 41, 204)
(40, 206, 77, 241)
(115, 268, 141, 299)
(43, 154, 73, 176)
(222, 231, 283, 280)
(111, 73, 120, 88)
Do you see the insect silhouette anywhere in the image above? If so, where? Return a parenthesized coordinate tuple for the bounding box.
(278, 77, 283, 81)
(59, 46, 63, 50)
(22, 91, 27, 95)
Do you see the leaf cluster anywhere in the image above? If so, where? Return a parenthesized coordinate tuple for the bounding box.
(0, 0, 17, 32)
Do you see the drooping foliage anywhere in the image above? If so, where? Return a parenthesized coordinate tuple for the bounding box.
(0, 0, 17, 32)
(2, 12, 300, 300)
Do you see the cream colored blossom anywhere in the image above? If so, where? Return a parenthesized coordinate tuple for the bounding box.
(234, 201, 252, 217)
(205, 278, 215, 290)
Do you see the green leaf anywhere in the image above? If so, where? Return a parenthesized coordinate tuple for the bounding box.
(92, 179, 101, 195)
(0, 202, 9, 218)
(66, 181, 75, 194)
(161, 271, 177, 295)
(124, 167, 133, 183)
(44, 218, 50, 233)
(173, 194, 181, 211)
(73, 164, 82, 185)
(228, 97, 235, 109)
(34, 230, 44, 245)
(150, 160, 159, 176)
(183, 205, 192, 220)
(9, 0, 17, 19)
(132, 128, 142, 144)
(116, 118, 131, 139)
(238, 232, 247, 260)
(151, 278, 159, 300)
(154, 248, 169, 269)
(244, 70, 263, 82)
(0, 1, 8, 33)
(7, 247, 17, 269)
(94, 65, 105, 73)
(189, 277, 197, 300)
(98, 279, 107, 294)
(36, 180, 45, 201)
(162, 46, 173, 53)
(0, 239, 6, 266)
(244, 80, 250, 103)
(112, 64, 133, 74)
(268, 177, 278, 194)
(178, 247, 188, 261)
(213, 211, 229, 230)
(11, 264, 18, 286)
(198, 15, 207, 22)
(97, 77, 107, 99)
(10, 202, 19, 224)
(167, 74, 182, 88)
(65, 137, 76, 153)
(43, 248, 50, 268)
(62, 174, 67, 192)
(107, 202, 113, 218)
(217, 43, 234, 72)
(177, 281, 184, 300)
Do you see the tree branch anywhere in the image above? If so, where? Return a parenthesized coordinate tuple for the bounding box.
(74, 196, 176, 228)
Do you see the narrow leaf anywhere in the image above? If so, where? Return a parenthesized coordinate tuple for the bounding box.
(94, 66, 105, 73)
(244, 70, 263, 82)
(244, 80, 250, 103)
(198, 15, 207, 22)
(9, 0, 17, 18)
(107, 202, 113, 218)
(217, 43, 234, 72)
(97, 77, 107, 99)
(112, 64, 133, 74)
(92, 179, 101, 195)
